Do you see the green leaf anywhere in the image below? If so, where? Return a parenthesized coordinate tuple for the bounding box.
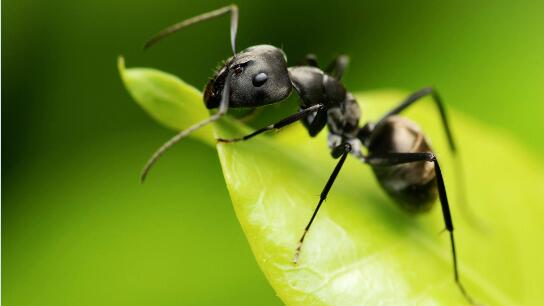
(118, 56, 544, 305)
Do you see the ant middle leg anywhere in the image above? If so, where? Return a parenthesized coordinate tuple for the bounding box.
(293, 142, 351, 264)
(217, 103, 324, 143)
(366, 152, 477, 305)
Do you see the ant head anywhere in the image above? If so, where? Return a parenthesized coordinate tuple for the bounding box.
(204, 45, 292, 109)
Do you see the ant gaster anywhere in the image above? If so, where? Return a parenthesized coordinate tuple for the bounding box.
(141, 5, 477, 304)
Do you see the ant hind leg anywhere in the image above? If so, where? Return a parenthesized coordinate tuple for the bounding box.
(366, 152, 478, 305)
(375, 88, 484, 230)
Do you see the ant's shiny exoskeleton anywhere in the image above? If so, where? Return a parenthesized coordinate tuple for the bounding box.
(141, 5, 477, 304)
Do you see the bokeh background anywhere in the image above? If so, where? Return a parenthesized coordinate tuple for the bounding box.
(3, 1, 544, 305)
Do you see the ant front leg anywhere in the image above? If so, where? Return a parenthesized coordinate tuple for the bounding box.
(304, 54, 319, 67)
(366, 152, 477, 305)
(301, 106, 328, 137)
(302, 54, 349, 81)
(217, 104, 324, 143)
(325, 55, 349, 80)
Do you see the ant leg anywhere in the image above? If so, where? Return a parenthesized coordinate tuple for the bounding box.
(366, 152, 477, 305)
(140, 74, 233, 182)
(217, 104, 324, 143)
(325, 55, 349, 80)
(375, 88, 483, 229)
(304, 54, 319, 67)
(302, 107, 328, 137)
(376, 87, 455, 152)
(293, 143, 351, 264)
(144, 4, 239, 55)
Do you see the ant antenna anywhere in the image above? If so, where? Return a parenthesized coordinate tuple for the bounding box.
(144, 4, 239, 55)
(140, 74, 232, 183)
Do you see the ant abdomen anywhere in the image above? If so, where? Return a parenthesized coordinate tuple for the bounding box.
(367, 116, 438, 212)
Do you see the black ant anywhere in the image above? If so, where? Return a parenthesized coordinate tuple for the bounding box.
(141, 5, 477, 304)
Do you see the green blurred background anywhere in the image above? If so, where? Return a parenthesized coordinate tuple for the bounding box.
(3, 0, 544, 305)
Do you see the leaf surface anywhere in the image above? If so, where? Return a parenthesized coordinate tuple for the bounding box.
(119, 57, 544, 306)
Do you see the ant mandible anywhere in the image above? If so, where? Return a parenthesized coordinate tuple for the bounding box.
(141, 5, 477, 304)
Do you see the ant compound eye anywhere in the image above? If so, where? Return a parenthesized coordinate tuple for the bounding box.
(234, 65, 244, 75)
(252, 72, 268, 87)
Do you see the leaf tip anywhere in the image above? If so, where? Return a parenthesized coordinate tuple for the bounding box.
(117, 55, 126, 78)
